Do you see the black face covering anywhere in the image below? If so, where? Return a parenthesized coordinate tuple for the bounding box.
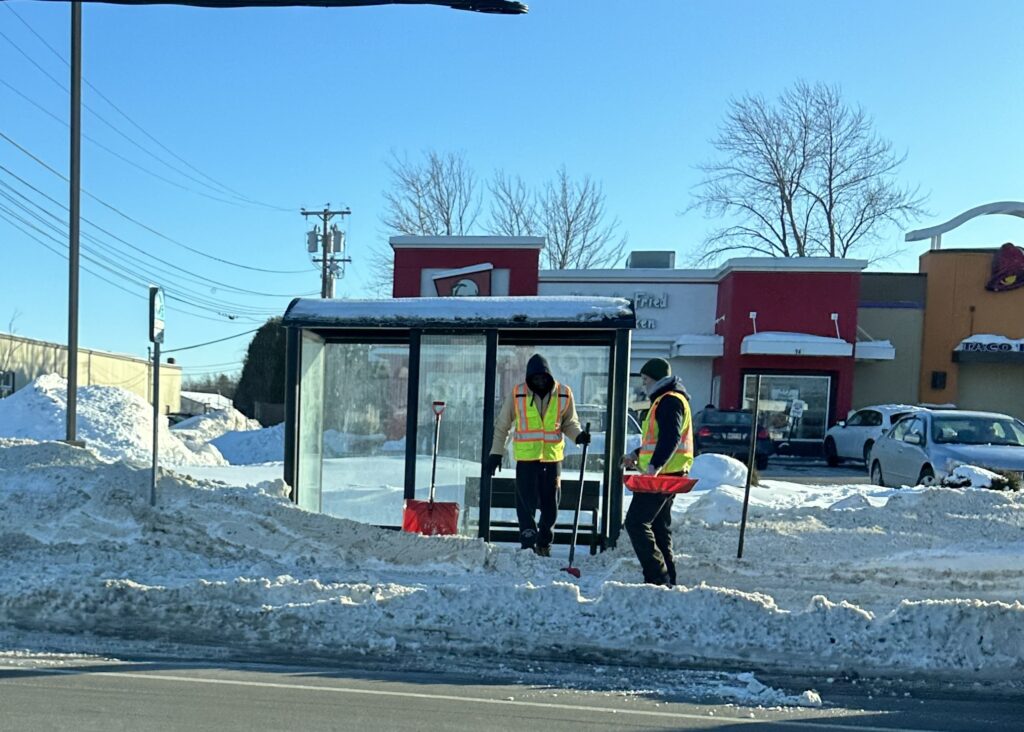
(527, 373, 553, 396)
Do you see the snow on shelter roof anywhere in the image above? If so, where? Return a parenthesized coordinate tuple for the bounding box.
(283, 296, 636, 330)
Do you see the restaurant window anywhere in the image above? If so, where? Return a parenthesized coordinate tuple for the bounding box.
(743, 374, 831, 442)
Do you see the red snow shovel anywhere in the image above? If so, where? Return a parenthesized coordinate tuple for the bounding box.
(403, 401, 460, 536)
(624, 474, 698, 494)
(562, 421, 591, 579)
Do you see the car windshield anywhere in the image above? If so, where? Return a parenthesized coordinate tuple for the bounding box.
(705, 411, 752, 426)
(931, 416, 1024, 446)
(889, 411, 914, 423)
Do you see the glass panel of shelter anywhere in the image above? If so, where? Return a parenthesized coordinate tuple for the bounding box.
(415, 334, 487, 536)
(296, 331, 326, 514)
(318, 341, 410, 526)
(493, 343, 612, 532)
(295, 328, 621, 544)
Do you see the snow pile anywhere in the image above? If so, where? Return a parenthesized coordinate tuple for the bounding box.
(1, 440, 1022, 681)
(689, 453, 749, 488)
(941, 464, 1012, 490)
(171, 407, 261, 444)
(211, 423, 284, 464)
(0, 375, 224, 466)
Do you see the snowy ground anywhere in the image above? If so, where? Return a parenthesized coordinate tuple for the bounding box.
(0, 376, 1022, 708)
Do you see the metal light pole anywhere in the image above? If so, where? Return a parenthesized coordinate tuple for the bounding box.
(66, 2, 82, 445)
(59, 0, 527, 443)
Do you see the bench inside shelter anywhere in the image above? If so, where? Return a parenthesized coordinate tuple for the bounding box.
(465, 476, 602, 553)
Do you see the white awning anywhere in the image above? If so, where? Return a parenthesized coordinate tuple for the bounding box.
(854, 340, 896, 360)
(671, 334, 724, 358)
(740, 331, 853, 357)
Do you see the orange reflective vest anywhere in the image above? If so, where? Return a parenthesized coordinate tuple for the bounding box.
(512, 381, 571, 462)
(638, 391, 693, 474)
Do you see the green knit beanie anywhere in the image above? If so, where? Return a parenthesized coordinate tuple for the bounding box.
(640, 358, 671, 381)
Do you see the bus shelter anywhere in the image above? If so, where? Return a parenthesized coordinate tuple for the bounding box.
(281, 296, 636, 549)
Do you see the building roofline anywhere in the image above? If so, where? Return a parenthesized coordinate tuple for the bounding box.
(389, 236, 544, 250)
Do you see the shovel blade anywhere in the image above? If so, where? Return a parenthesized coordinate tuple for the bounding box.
(562, 566, 581, 578)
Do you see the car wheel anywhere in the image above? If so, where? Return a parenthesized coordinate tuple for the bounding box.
(863, 440, 874, 467)
(755, 454, 769, 471)
(824, 437, 841, 467)
(871, 460, 885, 486)
(918, 465, 935, 486)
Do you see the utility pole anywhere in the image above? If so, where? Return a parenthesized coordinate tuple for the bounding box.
(301, 206, 351, 298)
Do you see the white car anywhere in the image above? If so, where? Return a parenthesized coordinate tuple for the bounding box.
(823, 404, 924, 467)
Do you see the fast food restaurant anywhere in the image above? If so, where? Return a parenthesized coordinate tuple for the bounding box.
(388, 225, 1024, 449)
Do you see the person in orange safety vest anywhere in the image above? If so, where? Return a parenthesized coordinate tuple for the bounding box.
(486, 354, 589, 556)
(621, 358, 692, 585)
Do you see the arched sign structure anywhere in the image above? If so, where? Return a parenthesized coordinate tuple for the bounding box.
(905, 201, 1024, 250)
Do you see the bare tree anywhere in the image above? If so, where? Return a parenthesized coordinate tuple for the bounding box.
(381, 150, 481, 236)
(800, 83, 926, 258)
(1, 309, 23, 372)
(691, 81, 925, 264)
(538, 167, 626, 269)
(487, 170, 538, 236)
(0, 310, 23, 397)
(372, 150, 482, 295)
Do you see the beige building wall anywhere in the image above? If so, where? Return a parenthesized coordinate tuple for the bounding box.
(0, 333, 180, 414)
(853, 308, 923, 408)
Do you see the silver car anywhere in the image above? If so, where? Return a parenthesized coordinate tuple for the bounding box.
(869, 410, 1024, 487)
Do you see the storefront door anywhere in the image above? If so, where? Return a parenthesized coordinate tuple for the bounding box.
(743, 374, 832, 443)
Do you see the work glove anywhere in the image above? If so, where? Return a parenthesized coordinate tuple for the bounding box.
(575, 431, 591, 446)
(485, 453, 503, 476)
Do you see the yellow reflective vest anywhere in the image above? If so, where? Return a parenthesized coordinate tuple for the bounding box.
(638, 391, 693, 474)
(512, 381, 571, 462)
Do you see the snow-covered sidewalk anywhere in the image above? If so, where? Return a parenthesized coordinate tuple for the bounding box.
(1, 438, 1021, 683)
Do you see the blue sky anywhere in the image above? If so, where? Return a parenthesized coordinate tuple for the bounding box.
(1, 0, 1022, 378)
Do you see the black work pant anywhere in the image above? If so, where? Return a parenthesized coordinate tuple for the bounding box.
(624, 492, 677, 585)
(514, 460, 561, 549)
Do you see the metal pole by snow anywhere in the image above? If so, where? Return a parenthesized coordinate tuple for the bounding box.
(150, 341, 160, 506)
(149, 286, 165, 506)
(737, 374, 761, 559)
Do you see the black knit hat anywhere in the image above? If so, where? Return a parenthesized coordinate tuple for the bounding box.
(640, 358, 671, 381)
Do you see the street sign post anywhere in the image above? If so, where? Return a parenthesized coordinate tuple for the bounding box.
(149, 286, 165, 506)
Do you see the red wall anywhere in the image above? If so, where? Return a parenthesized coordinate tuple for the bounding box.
(714, 271, 861, 422)
(393, 248, 541, 297)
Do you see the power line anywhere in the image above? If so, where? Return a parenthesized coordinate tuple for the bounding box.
(0, 189, 285, 318)
(0, 8, 294, 212)
(0, 167, 316, 298)
(0, 130, 312, 274)
(0, 205, 270, 324)
(0, 74, 260, 208)
(163, 328, 262, 354)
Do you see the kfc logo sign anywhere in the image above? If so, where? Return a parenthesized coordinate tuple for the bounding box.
(433, 263, 493, 297)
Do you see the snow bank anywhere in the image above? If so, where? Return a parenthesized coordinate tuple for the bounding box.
(171, 407, 261, 443)
(941, 464, 1010, 490)
(1, 441, 1022, 681)
(211, 423, 285, 464)
(689, 453, 748, 488)
(0, 375, 224, 466)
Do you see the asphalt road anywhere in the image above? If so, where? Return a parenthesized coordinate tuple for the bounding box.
(0, 656, 1020, 732)
(760, 456, 870, 485)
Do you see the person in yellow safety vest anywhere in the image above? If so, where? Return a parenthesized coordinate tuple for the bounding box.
(486, 354, 590, 556)
(621, 358, 693, 586)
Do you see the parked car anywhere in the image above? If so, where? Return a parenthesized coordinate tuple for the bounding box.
(869, 410, 1024, 487)
(694, 409, 773, 470)
(564, 407, 642, 470)
(823, 404, 924, 467)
